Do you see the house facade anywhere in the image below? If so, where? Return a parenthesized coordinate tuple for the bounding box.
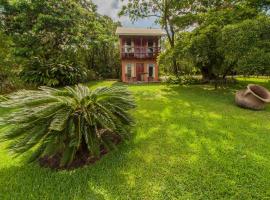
(115, 27, 165, 83)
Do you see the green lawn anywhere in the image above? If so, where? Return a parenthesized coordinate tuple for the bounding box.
(1, 79, 270, 199)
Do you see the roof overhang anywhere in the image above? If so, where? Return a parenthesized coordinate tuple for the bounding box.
(116, 27, 166, 36)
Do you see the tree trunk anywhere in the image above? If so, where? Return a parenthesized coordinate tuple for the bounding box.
(163, 1, 179, 78)
(172, 58, 178, 77)
(201, 66, 216, 82)
(169, 26, 179, 78)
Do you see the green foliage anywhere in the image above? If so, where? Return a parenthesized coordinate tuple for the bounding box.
(20, 58, 88, 86)
(158, 47, 174, 74)
(164, 2, 270, 80)
(1, 0, 120, 87)
(1, 80, 270, 199)
(84, 16, 121, 79)
(165, 75, 201, 85)
(221, 16, 270, 76)
(0, 31, 13, 91)
(188, 25, 224, 80)
(0, 30, 27, 93)
(0, 84, 135, 167)
(158, 42, 198, 76)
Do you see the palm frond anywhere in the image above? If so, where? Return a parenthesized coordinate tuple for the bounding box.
(0, 84, 135, 167)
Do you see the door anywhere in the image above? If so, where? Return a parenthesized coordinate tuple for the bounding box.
(136, 63, 144, 81)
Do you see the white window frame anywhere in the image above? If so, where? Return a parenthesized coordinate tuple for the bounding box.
(124, 39, 134, 53)
(126, 63, 135, 78)
(147, 40, 156, 53)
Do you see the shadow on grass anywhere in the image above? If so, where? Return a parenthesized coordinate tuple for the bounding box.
(0, 141, 136, 199)
(0, 83, 270, 199)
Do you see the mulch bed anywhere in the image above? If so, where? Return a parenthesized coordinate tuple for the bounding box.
(39, 134, 121, 170)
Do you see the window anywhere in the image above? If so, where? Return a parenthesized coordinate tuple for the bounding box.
(125, 39, 133, 53)
(126, 63, 133, 78)
(147, 40, 154, 54)
(148, 64, 155, 78)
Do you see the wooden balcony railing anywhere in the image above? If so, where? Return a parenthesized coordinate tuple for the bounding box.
(121, 47, 161, 59)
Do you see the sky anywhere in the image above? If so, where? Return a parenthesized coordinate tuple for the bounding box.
(92, 0, 160, 28)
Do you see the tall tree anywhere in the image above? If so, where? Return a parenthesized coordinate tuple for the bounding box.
(0, 0, 121, 86)
(221, 16, 270, 76)
(1, 0, 97, 86)
(170, 1, 270, 80)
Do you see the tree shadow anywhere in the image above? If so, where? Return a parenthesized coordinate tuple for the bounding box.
(1, 83, 270, 199)
(0, 140, 137, 199)
(132, 84, 270, 198)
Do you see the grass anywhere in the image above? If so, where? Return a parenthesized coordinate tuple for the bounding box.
(1, 78, 270, 199)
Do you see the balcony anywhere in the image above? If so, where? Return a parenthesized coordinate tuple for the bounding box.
(121, 47, 161, 59)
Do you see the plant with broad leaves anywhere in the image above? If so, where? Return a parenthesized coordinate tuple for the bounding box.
(0, 84, 135, 168)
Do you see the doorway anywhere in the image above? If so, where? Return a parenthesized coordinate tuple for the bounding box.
(136, 63, 144, 81)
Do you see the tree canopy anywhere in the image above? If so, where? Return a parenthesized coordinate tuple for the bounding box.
(0, 0, 270, 88)
(158, 0, 270, 80)
(0, 0, 120, 86)
(222, 16, 270, 76)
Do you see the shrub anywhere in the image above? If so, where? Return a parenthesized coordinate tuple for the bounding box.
(20, 58, 89, 86)
(165, 75, 201, 85)
(0, 84, 135, 168)
(0, 31, 23, 93)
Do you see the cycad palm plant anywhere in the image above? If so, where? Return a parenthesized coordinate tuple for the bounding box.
(0, 84, 135, 167)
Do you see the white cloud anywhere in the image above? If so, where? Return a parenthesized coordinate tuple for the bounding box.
(92, 0, 121, 21)
(92, 0, 160, 28)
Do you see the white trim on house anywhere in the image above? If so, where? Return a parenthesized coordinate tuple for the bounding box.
(131, 64, 135, 77)
(126, 63, 135, 78)
(124, 39, 134, 53)
(116, 27, 165, 36)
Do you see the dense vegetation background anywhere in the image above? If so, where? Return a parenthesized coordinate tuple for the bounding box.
(0, 1, 270, 197)
(0, 0, 270, 92)
(120, 0, 270, 81)
(0, 0, 120, 90)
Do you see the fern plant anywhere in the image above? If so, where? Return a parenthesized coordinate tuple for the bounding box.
(0, 84, 135, 167)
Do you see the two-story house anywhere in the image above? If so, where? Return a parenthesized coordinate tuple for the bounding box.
(116, 27, 165, 83)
